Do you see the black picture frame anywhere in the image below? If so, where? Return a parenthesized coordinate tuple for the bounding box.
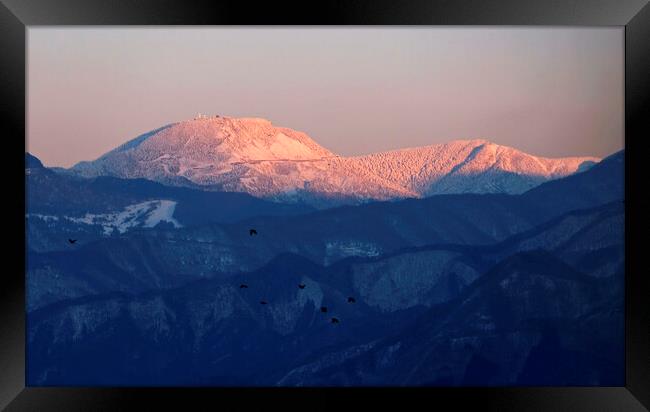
(1, 0, 649, 410)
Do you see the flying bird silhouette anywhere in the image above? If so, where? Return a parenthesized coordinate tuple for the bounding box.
(298, 284, 306, 289)
(330, 317, 340, 324)
(320, 306, 328, 313)
(347, 297, 356, 303)
(68, 239, 77, 244)
(260, 300, 268, 305)
(240, 284, 249, 289)
(249, 229, 258, 236)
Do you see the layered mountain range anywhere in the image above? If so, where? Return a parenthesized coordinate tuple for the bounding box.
(68, 116, 599, 205)
(27, 199, 624, 385)
(26, 150, 624, 311)
(25, 115, 624, 387)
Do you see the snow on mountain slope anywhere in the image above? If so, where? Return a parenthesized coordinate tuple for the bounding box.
(73, 117, 331, 182)
(70, 116, 599, 203)
(351, 139, 599, 195)
(71, 116, 416, 202)
(28, 200, 182, 235)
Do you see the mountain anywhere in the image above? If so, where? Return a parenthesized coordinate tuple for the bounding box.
(68, 116, 599, 205)
(26, 152, 45, 169)
(26, 149, 622, 257)
(27, 201, 624, 386)
(25, 142, 624, 386)
(69, 117, 413, 205)
(348, 139, 597, 196)
(522, 150, 624, 212)
(276, 251, 622, 386)
(26, 153, 314, 252)
(26, 151, 623, 311)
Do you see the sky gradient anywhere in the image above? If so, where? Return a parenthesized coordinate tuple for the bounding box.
(27, 27, 623, 168)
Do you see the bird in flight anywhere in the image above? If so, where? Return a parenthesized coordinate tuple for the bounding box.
(320, 306, 328, 313)
(330, 317, 340, 324)
(68, 239, 77, 244)
(260, 300, 268, 305)
(240, 284, 249, 289)
(347, 297, 356, 303)
(298, 284, 306, 289)
(249, 229, 258, 236)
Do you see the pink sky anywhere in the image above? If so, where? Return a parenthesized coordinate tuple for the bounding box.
(27, 27, 623, 167)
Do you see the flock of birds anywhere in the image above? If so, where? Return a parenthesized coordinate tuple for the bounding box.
(67, 228, 354, 325)
(239, 278, 354, 324)
(243, 228, 353, 325)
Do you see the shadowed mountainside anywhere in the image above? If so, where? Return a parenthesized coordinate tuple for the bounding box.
(27, 201, 624, 385)
(25, 145, 624, 386)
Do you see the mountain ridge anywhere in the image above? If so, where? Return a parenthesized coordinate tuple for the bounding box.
(64, 116, 600, 205)
(26, 151, 623, 311)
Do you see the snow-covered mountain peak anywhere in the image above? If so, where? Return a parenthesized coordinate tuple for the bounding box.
(70, 116, 601, 205)
(71, 116, 340, 190)
(93, 116, 335, 165)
